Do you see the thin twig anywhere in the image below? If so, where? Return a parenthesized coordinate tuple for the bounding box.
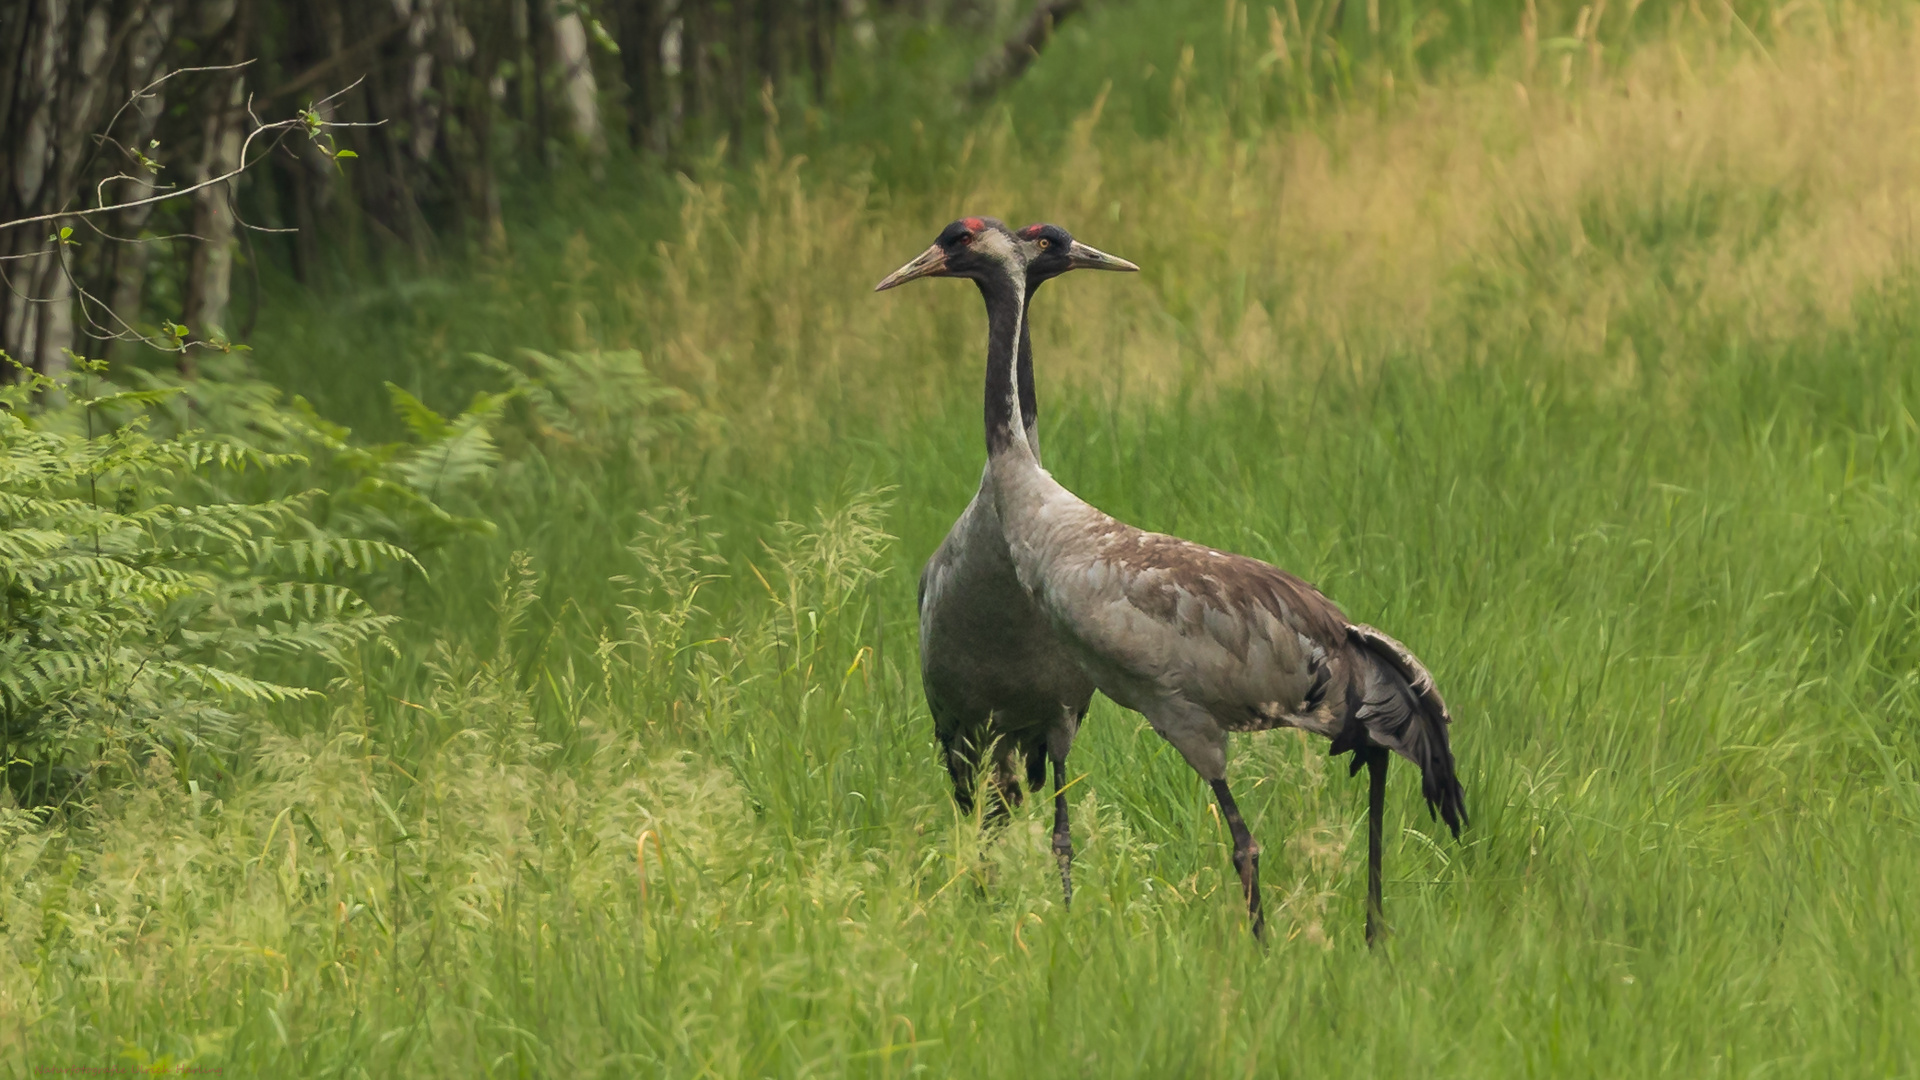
(1, 109, 382, 233)
(228, 185, 296, 234)
(94, 171, 173, 209)
(53, 247, 183, 352)
(77, 213, 209, 246)
(66, 62, 259, 216)
(93, 61, 259, 157)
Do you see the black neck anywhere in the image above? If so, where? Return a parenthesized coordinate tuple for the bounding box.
(975, 271, 1028, 458)
(1017, 293, 1039, 458)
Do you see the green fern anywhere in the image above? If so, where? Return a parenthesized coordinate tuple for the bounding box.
(0, 356, 439, 806)
(469, 348, 703, 467)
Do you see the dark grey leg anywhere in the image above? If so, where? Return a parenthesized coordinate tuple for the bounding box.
(1365, 748, 1389, 947)
(1051, 754, 1074, 906)
(1208, 778, 1265, 939)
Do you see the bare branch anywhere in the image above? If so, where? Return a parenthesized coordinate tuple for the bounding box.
(94, 61, 259, 152)
(77, 213, 210, 247)
(51, 246, 208, 355)
(95, 172, 173, 210)
(73, 61, 261, 201)
(966, 0, 1090, 100)
(226, 187, 296, 234)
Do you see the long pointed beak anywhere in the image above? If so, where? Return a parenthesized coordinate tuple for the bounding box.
(1067, 240, 1139, 273)
(874, 244, 950, 291)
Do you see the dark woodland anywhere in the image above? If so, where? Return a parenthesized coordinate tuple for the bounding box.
(0, 0, 1048, 376)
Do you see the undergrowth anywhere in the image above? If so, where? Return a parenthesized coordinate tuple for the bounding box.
(0, 353, 507, 809)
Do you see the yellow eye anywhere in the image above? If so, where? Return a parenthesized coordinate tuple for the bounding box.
(1037, 238, 1052, 249)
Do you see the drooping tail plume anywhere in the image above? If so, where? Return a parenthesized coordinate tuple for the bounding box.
(1333, 624, 1468, 836)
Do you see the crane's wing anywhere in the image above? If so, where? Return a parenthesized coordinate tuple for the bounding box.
(1051, 523, 1352, 722)
(1348, 623, 1452, 729)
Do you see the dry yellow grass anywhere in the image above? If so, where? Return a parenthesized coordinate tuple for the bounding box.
(585, 7, 1920, 444)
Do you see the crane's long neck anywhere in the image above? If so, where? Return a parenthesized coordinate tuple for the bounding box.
(1017, 292, 1041, 462)
(979, 269, 1035, 462)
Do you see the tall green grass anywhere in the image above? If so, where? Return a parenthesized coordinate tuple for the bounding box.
(10, 281, 1916, 1075)
(6, 3, 1920, 1076)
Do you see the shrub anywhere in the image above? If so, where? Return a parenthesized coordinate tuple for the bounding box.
(0, 355, 504, 807)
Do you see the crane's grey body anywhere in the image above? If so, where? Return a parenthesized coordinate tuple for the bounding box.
(993, 447, 1459, 795)
(918, 451, 1095, 803)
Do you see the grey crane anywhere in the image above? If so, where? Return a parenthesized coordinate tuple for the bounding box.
(876, 216, 1137, 905)
(875, 219, 1466, 942)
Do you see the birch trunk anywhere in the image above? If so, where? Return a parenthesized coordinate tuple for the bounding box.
(0, 0, 74, 375)
(104, 6, 177, 339)
(182, 73, 245, 366)
(551, 3, 606, 156)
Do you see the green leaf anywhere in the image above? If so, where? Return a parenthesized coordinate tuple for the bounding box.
(386, 384, 452, 441)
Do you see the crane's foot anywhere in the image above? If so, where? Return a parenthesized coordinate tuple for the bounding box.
(1365, 909, 1393, 947)
(1232, 844, 1266, 940)
(1054, 838, 1075, 907)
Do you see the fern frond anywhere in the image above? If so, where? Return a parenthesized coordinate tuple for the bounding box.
(235, 537, 426, 577)
(152, 661, 318, 703)
(174, 437, 310, 472)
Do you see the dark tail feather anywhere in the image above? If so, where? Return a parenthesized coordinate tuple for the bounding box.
(1338, 624, 1468, 838)
(941, 732, 980, 815)
(941, 729, 1026, 821)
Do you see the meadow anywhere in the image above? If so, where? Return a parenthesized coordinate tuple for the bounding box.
(4, 1, 1920, 1075)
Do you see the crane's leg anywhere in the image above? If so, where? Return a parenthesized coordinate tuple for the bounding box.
(1051, 753, 1074, 906)
(1209, 778, 1266, 939)
(1364, 747, 1390, 947)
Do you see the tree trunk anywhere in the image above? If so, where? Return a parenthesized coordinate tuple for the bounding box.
(528, 0, 554, 167)
(808, 0, 836, 102)
(550, 1, 606, 156)
(102, 5, 178, 347)
(181, 76, 243, 359)
(611, 0, 663, 153)
(441, 0, 507, 251)
(178, 1, 247, 373)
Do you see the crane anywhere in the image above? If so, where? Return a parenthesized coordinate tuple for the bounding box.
(876, 219, 1466, 942)
(877, 217, 1136, 905)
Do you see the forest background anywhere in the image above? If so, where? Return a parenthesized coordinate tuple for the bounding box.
(3, 0, 1919, 1075)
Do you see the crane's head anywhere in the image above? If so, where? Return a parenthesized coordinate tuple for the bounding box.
(873, 217, 1023, 292)
(1014, 223, 1139, 285)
